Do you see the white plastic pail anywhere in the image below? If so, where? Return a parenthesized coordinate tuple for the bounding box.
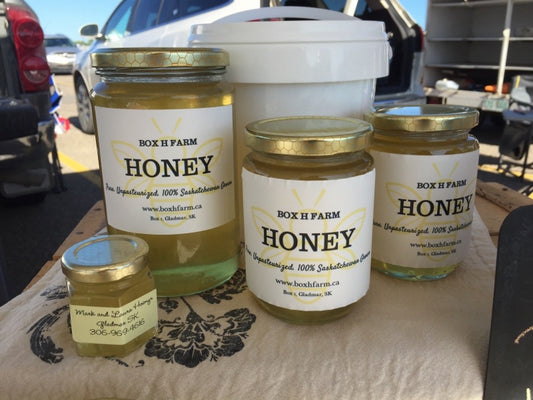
(189, 6, 391, 254)
(190, 7, 390, 127)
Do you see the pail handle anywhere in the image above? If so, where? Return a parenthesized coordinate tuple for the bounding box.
(215, 6, 355, 23)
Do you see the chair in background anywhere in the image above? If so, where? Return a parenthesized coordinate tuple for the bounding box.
(498, 74, 533, 179)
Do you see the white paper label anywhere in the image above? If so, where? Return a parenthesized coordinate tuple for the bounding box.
(242, 169, 375, 311)
(370, 150, 479, 268)
(95, 106, 235, 234)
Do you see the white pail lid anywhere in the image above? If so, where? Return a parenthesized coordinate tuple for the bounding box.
(189, 7, 391, 84)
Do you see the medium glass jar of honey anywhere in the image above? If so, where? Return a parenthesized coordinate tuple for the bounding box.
(90, 48, 239, 296)
(61, 235, 158, 357)
(242, 116, 375, 324)
(365, 105, 479, 280)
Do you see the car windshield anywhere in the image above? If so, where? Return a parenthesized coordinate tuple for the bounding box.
(104, 0, 135, 40)
(45, 38, 75, 47)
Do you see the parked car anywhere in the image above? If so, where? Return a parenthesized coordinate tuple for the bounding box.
(73, 0, 269, 133)
(44, 34, 79, 74)
(0, 0, 59, 203)
(73, 0, 424, 133)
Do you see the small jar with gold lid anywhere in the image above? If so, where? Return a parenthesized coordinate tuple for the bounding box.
(364, 105, 479, 281)
(242, 116, 375, 324)
(61, 234, 158, 357)
(90, 48, 239, 297)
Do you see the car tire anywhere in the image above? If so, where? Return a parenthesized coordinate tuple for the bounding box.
(75, 77, 94, 134)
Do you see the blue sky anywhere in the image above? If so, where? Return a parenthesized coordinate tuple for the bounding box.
(26, 0, 426, 43)
(402, 0, 426, 29)
(26, 0, 122, 42)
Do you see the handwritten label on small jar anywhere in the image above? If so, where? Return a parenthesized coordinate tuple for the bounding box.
(94, 106, 235, 235)
(70, 289, 158, 345)
(242, 170, 375, 311)
(371, 150, 479, 268)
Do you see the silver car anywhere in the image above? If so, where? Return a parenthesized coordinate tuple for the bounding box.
(44, 34, 79, 74)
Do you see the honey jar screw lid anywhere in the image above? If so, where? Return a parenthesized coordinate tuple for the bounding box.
(245, 116, 373, 156)
(365, 105, 479, 132)
(61, 234, 149, 283)
(91, 47, 229, 69)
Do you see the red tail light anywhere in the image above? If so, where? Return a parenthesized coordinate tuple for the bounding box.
(6, 5, 50, 92)
(15, 18, 44, 48)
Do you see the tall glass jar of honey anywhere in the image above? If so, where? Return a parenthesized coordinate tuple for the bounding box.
(90, 48, 239, 296)
(365, 105, 479, 281)
(242, 116, 375, 324)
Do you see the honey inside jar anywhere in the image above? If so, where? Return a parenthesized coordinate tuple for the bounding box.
(242, 116, 375, 324)
(61, 235, 158, 357)
(90, 48, 239, 296)
(365, 105, 479, 280)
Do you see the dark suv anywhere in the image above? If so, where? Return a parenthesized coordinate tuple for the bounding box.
(0, 0, 59, 202)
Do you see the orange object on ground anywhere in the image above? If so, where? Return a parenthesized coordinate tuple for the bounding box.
(485, 82, 510, 94)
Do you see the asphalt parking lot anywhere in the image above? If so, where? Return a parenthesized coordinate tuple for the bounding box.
(0, 74, 102, 302)
(0, 74, 532, 305)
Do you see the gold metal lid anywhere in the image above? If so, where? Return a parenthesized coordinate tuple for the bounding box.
(245, 116, 372, 156)
(365, 105, 479, 132)
(61, 235, 149, 283)
(91, 47, 229, 69)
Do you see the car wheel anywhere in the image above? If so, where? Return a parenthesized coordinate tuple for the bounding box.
(75, 77, 94, 134)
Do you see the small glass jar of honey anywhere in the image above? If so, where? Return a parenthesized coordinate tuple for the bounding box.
(61, 234, 158, 357)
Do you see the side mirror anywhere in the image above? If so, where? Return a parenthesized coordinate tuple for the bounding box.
(79, 24, 99, 37)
